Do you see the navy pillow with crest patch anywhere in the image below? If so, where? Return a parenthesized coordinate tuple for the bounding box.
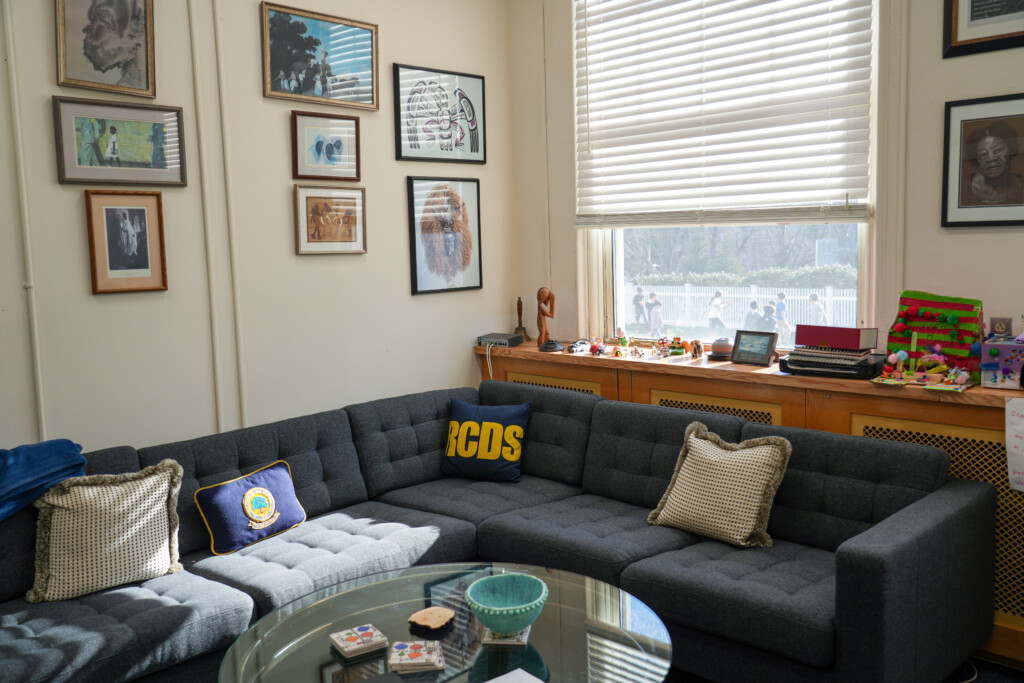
(194, 460, 306, 555)
(443, 398, 531, 482)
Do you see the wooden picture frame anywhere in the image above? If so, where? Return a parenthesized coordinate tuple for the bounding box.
(85, 190, 167, 294)
(56, 0, 156, 97)
(942, 93, 1024, 227)
(291, 111, 360, 181)
(731, 330, 778, 366)
(394, 64, 486, 163)
(53, 96, 186, 186)
(407, 176, 482, 295)
(943, 0, 1024, 58)
(261, 2, 378, 110)
(294, 185, 366, 254)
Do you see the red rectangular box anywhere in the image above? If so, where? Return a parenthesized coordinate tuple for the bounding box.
(794, 325, 878, 350)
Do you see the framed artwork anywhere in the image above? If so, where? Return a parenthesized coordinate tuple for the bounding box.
(730, 330, 778, 366)
(84, 190, 166, 294)
(261, 2, 378, 111)
(943, 0, 1024, 58)
(291, 111, 360, 181)
(394, 64, 486, 164)
(52, 96, 186, 186)
(942, 93, 1024, 227)
(56, 0, 156, 97)
(295, 185, 366, 254)
(407, 177, 482, 295)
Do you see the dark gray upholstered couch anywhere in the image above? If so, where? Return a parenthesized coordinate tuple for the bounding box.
(0, 381, 996, 682)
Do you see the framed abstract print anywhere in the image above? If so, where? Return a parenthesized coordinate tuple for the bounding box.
(291, 110, 360, 181)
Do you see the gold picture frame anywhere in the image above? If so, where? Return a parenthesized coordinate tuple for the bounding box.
(261, 2, 378, 111)
(56, 0, 156, 98)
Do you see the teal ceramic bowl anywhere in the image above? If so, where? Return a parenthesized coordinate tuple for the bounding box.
(465, 573, 549, 636)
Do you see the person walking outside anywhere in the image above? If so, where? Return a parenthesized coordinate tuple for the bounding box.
(633, 286, 647, 330)
(708, 290, 725, 329)
(809, 292, 828, 326)
(649, 298, 664, 339)
(744, 301, 761, 330)
(759, 304, 777, 333)
(776, 292, 791, 344)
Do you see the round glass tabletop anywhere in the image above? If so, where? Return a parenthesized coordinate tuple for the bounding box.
(219, 562, 672, 682)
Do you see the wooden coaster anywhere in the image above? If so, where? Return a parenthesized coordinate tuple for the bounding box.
(408, 606, 455, 630)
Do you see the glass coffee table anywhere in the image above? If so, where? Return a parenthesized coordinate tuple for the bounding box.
(220, 562, 672, 682)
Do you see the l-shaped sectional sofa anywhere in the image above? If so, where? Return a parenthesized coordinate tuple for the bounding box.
(0, 380, 997, 682)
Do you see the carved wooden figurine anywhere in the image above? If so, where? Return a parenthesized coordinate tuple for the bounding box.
(537, 287, 555, 346)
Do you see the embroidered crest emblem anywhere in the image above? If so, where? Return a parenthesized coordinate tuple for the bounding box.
(242, 487, 280, 529)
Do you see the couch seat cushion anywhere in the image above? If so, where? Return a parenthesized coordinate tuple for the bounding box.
(477, 494, 698, 585)
(375, 474, 582, 525)
(620, 540, 836, 668)
(0, 571, 253, 683)
(187, 505, 472, 615)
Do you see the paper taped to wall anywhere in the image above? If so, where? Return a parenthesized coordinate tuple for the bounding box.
(1006, 397, 1024, 492)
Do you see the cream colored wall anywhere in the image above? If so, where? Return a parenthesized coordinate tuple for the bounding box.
(903, 1, 1024, 327)
(0, 0, 519, 449)
(516, 0, 1024, 343)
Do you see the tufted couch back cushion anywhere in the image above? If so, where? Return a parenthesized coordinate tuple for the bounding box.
(0, 446, 141, 604)
(139, 409, 365, 556)
(346, 388, 479, 498)
(479, 380, 602, 485)
(741, 423, 951, 551)
(583, 401, 746, 509)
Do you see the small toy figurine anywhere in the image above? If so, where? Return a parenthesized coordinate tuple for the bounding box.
(630, 345, 645, 358)
(590, 343, 606, 355)
(568, 340, 588, 354)
(514, 297, 532, 341)
(690, 340, 704, 359)
(612, 346, 623, 357)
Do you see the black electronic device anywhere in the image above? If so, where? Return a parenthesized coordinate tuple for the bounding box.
(780, 354, 886, 380)
(478, 333, 523, 347)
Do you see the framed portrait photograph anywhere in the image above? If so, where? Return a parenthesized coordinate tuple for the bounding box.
(943, 0, 1024, 58)
(730, 330, 778, 366)
(942, 93, 1024, 227)
(394, 64, 486, 164)
(295, 185, 366, 254)
(53, 96, 185, 185)
(261, 2, 378, 111)
(407, 177, 482, 295)
(56, 0, 155, 97)
(291, 111, 360, 181)
(84, 190, 166, 294)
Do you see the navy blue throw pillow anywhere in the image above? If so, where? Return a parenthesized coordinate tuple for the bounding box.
(194, 460, 306, 554)
(442, 398, 530, 482)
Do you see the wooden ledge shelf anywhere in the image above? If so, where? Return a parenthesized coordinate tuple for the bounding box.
(475, 340, 1024, 664)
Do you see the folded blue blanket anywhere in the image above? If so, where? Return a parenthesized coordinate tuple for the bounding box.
(0, 439, 86, 522)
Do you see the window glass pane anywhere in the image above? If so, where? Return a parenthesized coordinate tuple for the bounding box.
(612, 224, 859, 347)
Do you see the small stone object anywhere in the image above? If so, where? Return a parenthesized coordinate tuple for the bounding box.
(408, 606, 455, 631)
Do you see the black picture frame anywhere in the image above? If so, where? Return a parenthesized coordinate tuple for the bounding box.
(943, 0, 1024, 58)
(393, 64, 486, 164)
(407, 176, 482, 295)
(941, 93, 1024, 228)
(731, 330, 778, 366)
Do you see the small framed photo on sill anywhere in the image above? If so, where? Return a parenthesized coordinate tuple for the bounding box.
(731, 330, 778, 366)
(294, 185, 366, 255)
(84, 190, 167, 294)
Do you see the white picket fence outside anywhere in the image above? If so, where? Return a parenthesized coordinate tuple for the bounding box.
(622, 285, 857, 330)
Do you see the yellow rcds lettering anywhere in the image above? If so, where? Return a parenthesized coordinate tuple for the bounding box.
(502, 425, 524, 461)
(478, 422, 503, 460)
(457, 421, 480, 457)
(446, 421, 460, 457)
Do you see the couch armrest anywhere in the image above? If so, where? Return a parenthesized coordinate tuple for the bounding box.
(834, 478, 996, 683)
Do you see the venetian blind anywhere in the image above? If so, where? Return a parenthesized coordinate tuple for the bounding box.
(574, 0, 873, 228)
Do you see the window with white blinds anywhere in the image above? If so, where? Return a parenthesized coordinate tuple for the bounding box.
(574, 0, 874, 228)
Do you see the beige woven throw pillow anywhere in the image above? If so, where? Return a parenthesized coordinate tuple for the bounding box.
(648, 422, 791, 547)
(27, 459, 183, 602)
